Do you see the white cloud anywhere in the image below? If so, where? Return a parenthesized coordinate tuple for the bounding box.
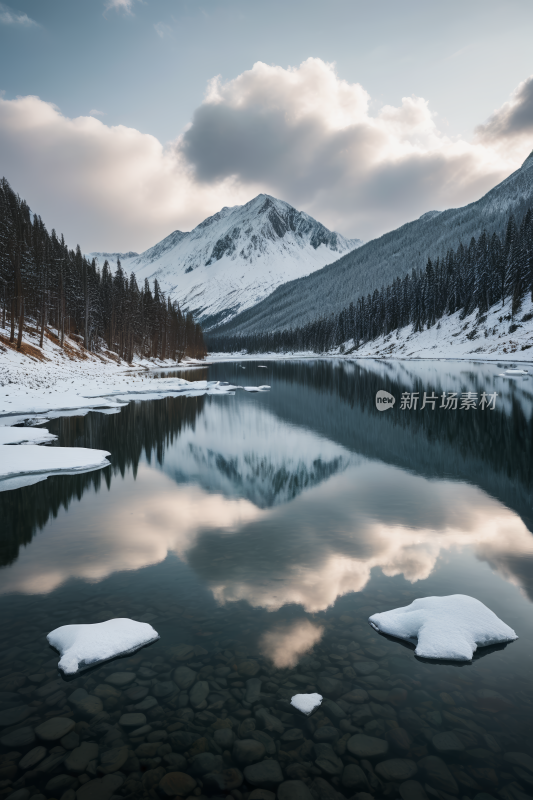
(180, 58, 529, 238)
(89, 109, 105, 117)
(0, 3, 38, 26)
(0, 59, 530, 251)
(104, 0, 134, 14)
(0, 94, 250, 251)
(154, 21, 172, 39)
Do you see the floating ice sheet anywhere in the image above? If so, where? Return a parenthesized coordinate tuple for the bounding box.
(290, 692, 323, 715)
(48, 618, 160, 675)
(243, 385, 271, 392)
(0, 427, 56, 445)
(0, 444, 111, 492)
(369, 594, 518, 661)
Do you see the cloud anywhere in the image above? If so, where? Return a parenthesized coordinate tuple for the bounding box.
(0, 60, 531, 251)
(0, 94, 250, 252)
(154, 21, 172, 39)
(476, 75, 533, 150)
(104, 0, 134, 14)
(179, 58, 527, 239)
(0, 3, 38, 26)
(89, 109, 105, 117)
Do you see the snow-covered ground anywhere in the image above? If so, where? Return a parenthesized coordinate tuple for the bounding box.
(0, 319, 262, 488)
(209, 296, 533, 366)
(346, 296, 533, 362)
(0, 444, 111, 492)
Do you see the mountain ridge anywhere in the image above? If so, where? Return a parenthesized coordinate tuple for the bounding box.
(214, 149, 533, 337)
(94, 194, 362, 328)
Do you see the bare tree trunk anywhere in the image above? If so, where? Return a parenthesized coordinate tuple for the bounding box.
(10, 297, 16, 342)
(83, 261, 89, 350)
(17, 296, 24, 350)
(39, 289, 47, 349)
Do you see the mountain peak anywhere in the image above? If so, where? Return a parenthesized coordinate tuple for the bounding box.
(118, 194, 362, 327)
(419, 210, 441, 222)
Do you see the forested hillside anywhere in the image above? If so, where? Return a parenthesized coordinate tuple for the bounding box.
(208, 205, 533, 354)
(0, 178, 206, 362)
(214, 150, 533, 338)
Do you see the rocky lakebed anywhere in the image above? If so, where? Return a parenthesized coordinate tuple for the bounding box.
(0, 600, 531, 800)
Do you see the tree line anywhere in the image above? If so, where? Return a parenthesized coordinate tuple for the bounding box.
(0, 178, 206, 361)
(208, 207, 533, 354)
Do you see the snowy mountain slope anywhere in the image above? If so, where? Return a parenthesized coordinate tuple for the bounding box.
(108, 195, 362, 328)
(218, 149, 533, 336)
(345, 295, 533, 367)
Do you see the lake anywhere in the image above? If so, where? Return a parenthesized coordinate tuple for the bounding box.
(1, 359, 533, 800)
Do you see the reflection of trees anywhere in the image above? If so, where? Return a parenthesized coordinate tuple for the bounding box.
(260, 360, 533, 532)
(0, 395, 206, 566)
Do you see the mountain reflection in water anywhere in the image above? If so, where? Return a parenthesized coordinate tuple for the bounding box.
(1, 359, 533, 611)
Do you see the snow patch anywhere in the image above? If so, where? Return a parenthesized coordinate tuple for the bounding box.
(48, 618, 160, 675)
(291, 692, 323, 715)
(369, 594, 518, 661)
(0, 444, 111, 492)
(0, 427, 56, 445)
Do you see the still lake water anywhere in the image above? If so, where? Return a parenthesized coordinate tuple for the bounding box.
(1, 359, 533, 800)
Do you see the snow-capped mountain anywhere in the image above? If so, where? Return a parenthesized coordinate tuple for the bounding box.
(218, 149, 533, 337)
(105, 195, 362, 328)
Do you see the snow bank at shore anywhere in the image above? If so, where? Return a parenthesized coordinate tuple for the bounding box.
(0, 444, 111, 492)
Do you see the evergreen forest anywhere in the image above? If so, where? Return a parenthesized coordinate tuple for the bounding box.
(208, 207, 533, 355)
(0, 178, 207, 361)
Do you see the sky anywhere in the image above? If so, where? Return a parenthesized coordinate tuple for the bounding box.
(0, 0, 533, 252)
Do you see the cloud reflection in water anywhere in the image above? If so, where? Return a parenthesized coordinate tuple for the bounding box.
(3, 456, 533, 618)
(259, 619, 325, 668)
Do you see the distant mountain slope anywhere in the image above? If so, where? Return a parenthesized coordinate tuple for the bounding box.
(88, 250, 139, 260)
(111, 194, 362, 329)
(216, 150, 533, 336)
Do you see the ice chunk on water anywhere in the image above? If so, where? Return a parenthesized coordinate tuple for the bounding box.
(243, 385, 271, 392)
(0, 444, 110, 492)
(48, 618, 160, 675)
(290, 692, 323, 715)
(0, 427, 56, 445)
(369, 594, 517, 661)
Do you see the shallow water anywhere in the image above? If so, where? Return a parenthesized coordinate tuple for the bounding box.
(1, 359, 533, 800)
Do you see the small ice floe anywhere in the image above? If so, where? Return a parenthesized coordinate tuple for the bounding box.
(290, 692, 323, 716)
(258, 366, 268, 368)
(0, 445, 111, 492)
(243, 385, 271, 393)
(48, 618, 160, 675)
(0, 427, 56, 445)
(368, 594, 518, 661)
(498, 368, 529, 379)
